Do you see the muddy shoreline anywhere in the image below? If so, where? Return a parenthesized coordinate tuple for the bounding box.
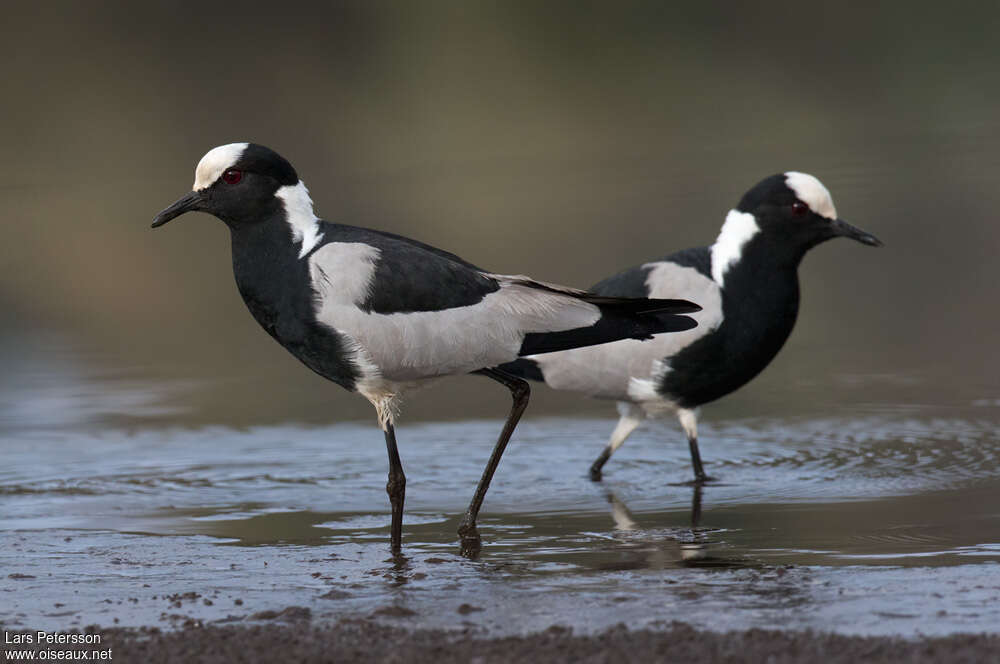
(4, 619, 998, 663)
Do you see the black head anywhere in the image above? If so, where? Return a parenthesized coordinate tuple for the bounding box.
(734, 172, 882, 252)
(151, 143, 302, 229)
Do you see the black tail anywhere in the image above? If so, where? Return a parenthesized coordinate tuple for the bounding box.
(519, 278, 700, 315)
(516, 293, 699, 357)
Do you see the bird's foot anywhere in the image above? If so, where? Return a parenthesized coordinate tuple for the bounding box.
(457, 516, 482, 559)
(387, 547, 406, 565)
(682, 474, 718, 486)
(589, 450, 611, 482)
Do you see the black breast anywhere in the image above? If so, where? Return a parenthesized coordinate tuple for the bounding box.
(229, 222, 361, 392)
(657, 242, 801, 408)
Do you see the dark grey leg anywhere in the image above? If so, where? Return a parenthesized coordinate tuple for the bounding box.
(679, 484, 708, 563)
(589, 448, 613, 481)
(384, 423, 406, 554)
(678, 408, 714, 484)
(457, 368, 530, 557)
(691, 483, 703, 527)
(689, 435, 710, 484)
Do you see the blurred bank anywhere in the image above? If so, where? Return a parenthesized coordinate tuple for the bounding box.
(1, 2, 998, 427)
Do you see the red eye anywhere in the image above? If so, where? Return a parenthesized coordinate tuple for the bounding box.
(222, 169, 242, 185)
(791, 201, 809, 216)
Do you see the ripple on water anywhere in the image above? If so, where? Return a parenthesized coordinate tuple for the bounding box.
(1, 414, 999, 528)
(1, 413, 999, 631)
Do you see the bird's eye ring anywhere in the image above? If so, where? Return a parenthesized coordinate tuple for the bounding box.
(222, 169, 243, 185)
(791, 201, 809, 216)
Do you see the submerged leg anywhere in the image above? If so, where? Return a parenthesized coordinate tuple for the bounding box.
(589, 402, 644, 481)
(678, 408, 714, 484)
(457, 368, 530, 557)
(383, 422, 406, 554)
(679, 484, 708, 562)
(690, 483, 703, 527)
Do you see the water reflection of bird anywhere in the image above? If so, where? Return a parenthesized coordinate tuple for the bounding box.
(503, 173, 881, 484)
(605, 489, 640, 531)
(151, 143, 700, 556)
(602, 486, 716, 565)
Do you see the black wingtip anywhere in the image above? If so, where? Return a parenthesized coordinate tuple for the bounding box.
(578, 293, 700, 315)
(511, 282, 702, 356)
(654, 313, 698, 333)
(641, 298, 701, 315)
(624, 312, 699, 340)
(518, 309, 699, 356)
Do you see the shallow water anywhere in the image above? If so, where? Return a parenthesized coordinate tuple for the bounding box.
(2, 378, 999, 637)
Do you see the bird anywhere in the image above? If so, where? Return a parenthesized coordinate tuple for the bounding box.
(501, 172, 882, 483)
(151, 142, 701, 556)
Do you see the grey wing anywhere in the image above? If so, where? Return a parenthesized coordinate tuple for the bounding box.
(306, 238, 608, 382)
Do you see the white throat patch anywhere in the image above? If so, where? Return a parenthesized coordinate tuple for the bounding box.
(785, 171, 837, 219)
(192, 143, 249, 191)
(710, 209, 760, 286)
(276, 181, 324, 258)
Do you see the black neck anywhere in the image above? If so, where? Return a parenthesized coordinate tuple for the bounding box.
(227, 217, 359, 390)
(718, 234, 803, 362)
(660, 234, 805, 408)
(229, 217, 312, 340)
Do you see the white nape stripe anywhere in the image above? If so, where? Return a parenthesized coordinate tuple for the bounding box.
(710, 209, 759, 286)
(192, 143, 249, 191)
(785, 171, 837, 219)
(276, 181, 325, 258)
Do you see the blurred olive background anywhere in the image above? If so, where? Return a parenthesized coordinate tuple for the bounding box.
(1, 1, 997, 428)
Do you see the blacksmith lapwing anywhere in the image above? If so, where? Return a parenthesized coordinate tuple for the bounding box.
(151, 143, 700, 555)
(502, 172, 881, 483)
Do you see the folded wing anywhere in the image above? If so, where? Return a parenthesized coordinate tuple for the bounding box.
(308, 225, 700, 382)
